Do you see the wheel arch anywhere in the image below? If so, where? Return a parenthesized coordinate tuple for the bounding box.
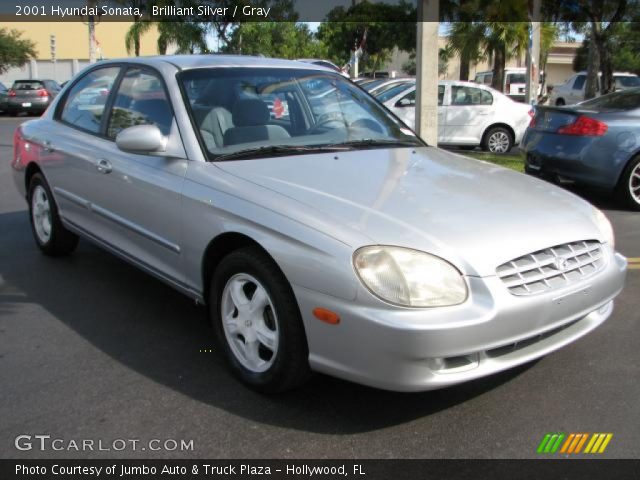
(24, 162, 43, 194)
(615, 149, 640, 188)
(201, 232, 285, 304)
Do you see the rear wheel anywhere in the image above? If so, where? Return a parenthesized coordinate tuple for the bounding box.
(28, 173, 79, 256)
(482, 126, 513, 154)
(617, 156, 640, 211)
(209, 247, 310, 393)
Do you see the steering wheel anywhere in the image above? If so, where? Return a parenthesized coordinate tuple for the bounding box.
(308, 112, 347, 134)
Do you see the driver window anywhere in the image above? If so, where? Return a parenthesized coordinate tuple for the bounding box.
(106, 68, 173, 139)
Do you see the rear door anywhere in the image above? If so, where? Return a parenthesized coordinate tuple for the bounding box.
(443, 85, 493, 144)
(44, 66, 122, 233)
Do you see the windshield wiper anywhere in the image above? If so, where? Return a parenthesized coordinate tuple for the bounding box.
(326, 138, 423, 149)
(213, 144, 351, 162)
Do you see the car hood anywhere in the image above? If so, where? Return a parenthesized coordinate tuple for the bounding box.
(216, 147, 603, 277)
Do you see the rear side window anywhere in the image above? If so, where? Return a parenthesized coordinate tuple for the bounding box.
(106, 68, 173, 139)
(59, 67, 120, 134)
(579, 89, 640, 110)
(451, 86, 493, 105)
(572, 75, 586, 90)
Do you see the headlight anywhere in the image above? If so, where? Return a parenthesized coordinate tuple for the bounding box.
(593, 209, 615, 248)
(353, 246, 467, 307)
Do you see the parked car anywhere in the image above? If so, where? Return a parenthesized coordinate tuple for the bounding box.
(549, 71, 640, 106)
(522, 87, 640, 210)
(474, 68, 544, 103)
(6, 79, 62, 116)
(0, 81, 8, 113)
(296, 59, 349, 77)
(372, 82, 415, 104)
(382, 80, 533, 153)
(12, 55, 626, 393)
(360, 78, 393, 92)
(367, 78, 415, 96)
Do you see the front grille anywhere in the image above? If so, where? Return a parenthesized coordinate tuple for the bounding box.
(496, 240, 605, 296)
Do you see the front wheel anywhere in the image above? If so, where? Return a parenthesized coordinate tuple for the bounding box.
(28, 173, 79, 256)
(209, 247, 310, 393)
(617, 156, 640, 211)
(482, 127, 513, 154)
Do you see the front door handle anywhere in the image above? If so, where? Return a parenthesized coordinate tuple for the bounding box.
(96, 159, 112, 174)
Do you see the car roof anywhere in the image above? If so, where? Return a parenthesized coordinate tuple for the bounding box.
(94, 54, 332, 72)
(476, 68, 526, 75)
(573, 71, 637, 76)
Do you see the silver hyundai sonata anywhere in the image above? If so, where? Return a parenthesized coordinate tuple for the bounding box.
(11, 56, 627, 392)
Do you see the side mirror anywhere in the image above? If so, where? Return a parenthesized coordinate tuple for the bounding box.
(115, 124, 166, 154)
(396, 98, 414, 107)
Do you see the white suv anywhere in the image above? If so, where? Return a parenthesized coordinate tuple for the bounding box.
(550, 71, 640, 106)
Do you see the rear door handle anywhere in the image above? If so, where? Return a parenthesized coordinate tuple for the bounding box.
(96, 159, 112, 174)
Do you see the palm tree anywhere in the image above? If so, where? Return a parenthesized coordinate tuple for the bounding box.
(125, 20, 207, 56)
(482, 22, 529, 91)
(448, 22, 486, 81)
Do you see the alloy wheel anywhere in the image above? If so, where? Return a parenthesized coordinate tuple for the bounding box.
(31, 185, 52, 244)
(488, 131, 510, 153)
(630, 162, 640, 205)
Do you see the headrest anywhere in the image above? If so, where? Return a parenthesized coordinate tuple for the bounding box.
(232, 99, 270, 127)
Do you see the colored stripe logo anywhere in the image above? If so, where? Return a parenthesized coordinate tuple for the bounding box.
(537, 433, 613, 454)
(628, 258, 640, 270)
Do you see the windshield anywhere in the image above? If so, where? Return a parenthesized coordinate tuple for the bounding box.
(615, 76, 640, 88)
(180, 67, 422, 161)
(579, 88, 640, 110)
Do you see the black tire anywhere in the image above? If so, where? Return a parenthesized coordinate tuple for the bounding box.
(28, 173, 79, 256)
(616, 156, 640, 211)
(9, 111, 18, 117)
(555, 98, 565, 106)
(209, 246, 310, 393)
(482, 126, 513, 154)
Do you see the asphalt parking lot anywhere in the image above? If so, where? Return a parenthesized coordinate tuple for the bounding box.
(1, 115, 638, 459)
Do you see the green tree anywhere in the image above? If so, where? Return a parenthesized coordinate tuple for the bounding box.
(116, 0, 148, 56)
(317, 1, 416, 73)
(0, 28, 36, 74)
(221, 23, 326, 59)
(573, 21, 640, 76)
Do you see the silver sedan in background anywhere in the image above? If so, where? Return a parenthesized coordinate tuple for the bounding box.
(11, 56, 626, 393)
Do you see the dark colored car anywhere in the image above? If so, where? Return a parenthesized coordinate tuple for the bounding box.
(6, 79, 62, 116)
(522, 88, 640, 210)
(0, 81, 8, 112)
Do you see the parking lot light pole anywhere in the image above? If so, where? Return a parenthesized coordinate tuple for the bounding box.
(415, 1, 439, 145)
(525, 0, 541, 105)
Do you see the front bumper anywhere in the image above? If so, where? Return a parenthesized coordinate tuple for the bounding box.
(294, 248, 626, 392)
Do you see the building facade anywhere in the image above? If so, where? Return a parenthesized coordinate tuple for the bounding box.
(0, 22, 160, 85)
